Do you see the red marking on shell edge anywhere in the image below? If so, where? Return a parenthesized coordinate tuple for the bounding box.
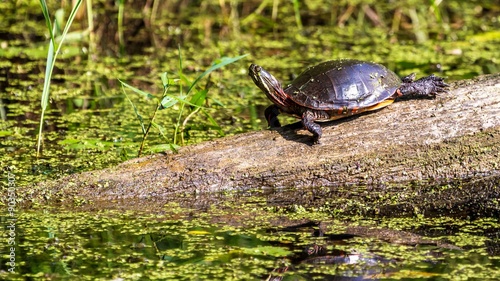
(396, 89, 403, 97)
(351, 107, 358, 114)
(337, 108, 343, 115)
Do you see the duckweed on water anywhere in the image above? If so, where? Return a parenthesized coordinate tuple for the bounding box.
(2, 206, 500, 280)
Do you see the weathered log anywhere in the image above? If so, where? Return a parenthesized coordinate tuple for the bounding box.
(32, 74, 500, 216)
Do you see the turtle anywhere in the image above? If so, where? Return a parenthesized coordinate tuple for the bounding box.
(248, 59, 449, 144)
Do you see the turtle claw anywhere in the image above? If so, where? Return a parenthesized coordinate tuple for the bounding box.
(420, 74, 449, 96)
(400, 74, 449, 97)
(401, 73, 417, 83)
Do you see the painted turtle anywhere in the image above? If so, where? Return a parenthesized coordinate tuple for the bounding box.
(249, 59, 448, 143)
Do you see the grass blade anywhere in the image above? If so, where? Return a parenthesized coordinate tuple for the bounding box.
(186, 54, 248, 95)
(202, 109, 224, 136)
(41, 39, 54, 110)
(39, 0, 55, 42)
(160, 94, 207, 109)
(122, 84, 146, 134)
(119, 79, 157, 100)
(36, 0, 84, 157)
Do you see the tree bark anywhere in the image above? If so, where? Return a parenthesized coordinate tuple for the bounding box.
(32, 74, 500, 217)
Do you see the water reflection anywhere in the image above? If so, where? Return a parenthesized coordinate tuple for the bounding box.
(1, 211, 499, 280)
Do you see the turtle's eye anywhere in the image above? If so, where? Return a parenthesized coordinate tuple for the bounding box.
(255, 66, 262, 73)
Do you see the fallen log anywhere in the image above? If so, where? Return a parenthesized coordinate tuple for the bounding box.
(31, 73, 500, 217)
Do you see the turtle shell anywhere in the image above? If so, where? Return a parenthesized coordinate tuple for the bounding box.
(284, 59, 402, 110)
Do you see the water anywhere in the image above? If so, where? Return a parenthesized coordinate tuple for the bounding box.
(2, 207, 499, 280)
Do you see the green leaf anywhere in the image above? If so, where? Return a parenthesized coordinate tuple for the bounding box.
(202, 110, 224, 137)
(190, 89, 208, 108)
(121, 84, 146, 134)
(54, 8, 65, 35)
(160, 95, 178, 109)
(39, 0, 55, 43)
(37, 0, 84, 157)
(41, 38, 54, 110)
(177, 72, 192, 91)
(160, 72, 169, 88)
(151, 121, 167, 138)
(54, 0, 83, 56)
(186, 54, 248, 95)
(160, 94, 208, 110)
(209, 97, 225, 107)
(119, 79, 156, 100)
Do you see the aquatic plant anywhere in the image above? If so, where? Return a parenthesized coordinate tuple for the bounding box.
(37, 0, 84, 157)
(120, 49, 247, 156)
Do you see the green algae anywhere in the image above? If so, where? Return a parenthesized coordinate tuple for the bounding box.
(2, 206, 500, 280)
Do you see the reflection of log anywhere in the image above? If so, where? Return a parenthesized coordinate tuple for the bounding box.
(34, 74, 500, 217)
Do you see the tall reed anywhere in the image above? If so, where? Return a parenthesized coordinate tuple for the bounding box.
(37, 0, 84, 157)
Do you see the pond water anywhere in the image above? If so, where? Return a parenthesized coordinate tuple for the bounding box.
(1, 0, 499, 280)
(2, 205, 500, 280)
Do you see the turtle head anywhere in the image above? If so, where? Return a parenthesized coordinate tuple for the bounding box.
(249, 64, 288, 107)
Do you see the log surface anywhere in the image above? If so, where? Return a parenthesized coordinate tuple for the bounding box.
(32, 74, 500, 216)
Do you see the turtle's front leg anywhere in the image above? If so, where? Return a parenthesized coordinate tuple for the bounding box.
(265, 105, 282, 128)
(302, 111, 322, 144)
